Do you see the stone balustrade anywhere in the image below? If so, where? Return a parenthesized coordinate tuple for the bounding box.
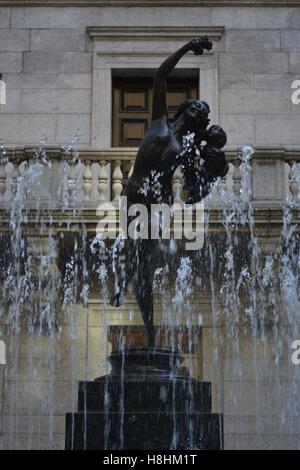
(0, 146, 299, 211)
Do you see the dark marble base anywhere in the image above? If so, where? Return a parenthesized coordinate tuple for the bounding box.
(66, 410, 223, 450)
(65, 348, 223, 450)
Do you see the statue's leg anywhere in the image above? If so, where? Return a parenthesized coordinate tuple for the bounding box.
(134, 269, 154, 347)
(110, 238, 137, 307)
(134, 240, 156, 347)
(110, 277, 126, 307)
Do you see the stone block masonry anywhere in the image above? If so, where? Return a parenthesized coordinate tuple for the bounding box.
(0, 17, 92, 146)
(0, 5, 299, 148)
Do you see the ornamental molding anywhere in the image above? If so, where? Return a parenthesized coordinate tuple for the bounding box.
(87, 26, 225, 43)
(4, 146, 300, 162)
(0, 1, 299, 7)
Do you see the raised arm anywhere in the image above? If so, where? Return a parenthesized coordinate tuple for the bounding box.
(151, 37, 213, 122)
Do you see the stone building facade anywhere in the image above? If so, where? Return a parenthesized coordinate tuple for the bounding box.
(0, 2, 300, 149)
(0, 0, 300, 450)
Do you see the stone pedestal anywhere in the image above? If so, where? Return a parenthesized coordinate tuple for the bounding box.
(65, 348, 223, 450)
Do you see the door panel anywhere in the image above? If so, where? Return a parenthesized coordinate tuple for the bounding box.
(121, 88, 148, 111)
(121, 119, 148, 144)
(112, 76, 198, 147)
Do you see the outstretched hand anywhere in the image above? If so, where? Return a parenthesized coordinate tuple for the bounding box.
(188, 36, 213, 55)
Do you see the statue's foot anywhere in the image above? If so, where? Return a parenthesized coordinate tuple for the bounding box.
(110, 291, 124, 307)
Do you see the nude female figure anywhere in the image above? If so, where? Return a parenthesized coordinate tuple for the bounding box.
(110, 37, 228, 347)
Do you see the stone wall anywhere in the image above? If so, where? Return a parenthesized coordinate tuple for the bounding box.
(0, 5, 299, 148)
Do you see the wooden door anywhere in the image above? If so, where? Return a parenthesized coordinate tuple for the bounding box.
(112, 76, 198, 147)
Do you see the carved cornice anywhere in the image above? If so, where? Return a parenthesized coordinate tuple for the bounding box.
(0, 1, 299, 7)
(87, 26, 225, 42)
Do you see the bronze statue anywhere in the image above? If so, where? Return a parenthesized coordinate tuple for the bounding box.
(110, 37, 228, 346)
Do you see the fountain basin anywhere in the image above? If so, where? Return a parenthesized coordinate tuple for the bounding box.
(106, 347, 184, 375)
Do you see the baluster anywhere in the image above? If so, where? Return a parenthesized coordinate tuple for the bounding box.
(112, 160, 124, 201)
(28, 157, 35, 169)
(0, 158, 6, 201)
(83, 160, 92, 201)
(232, 156, 242, 198)
(172, 165, 183, 204)
(288, 160, 299, 200)
(11, 159, 20, 197)
(68, 160, 76, 203)
(128, 159, 135, 180)
(219, 175, 227, 192)
(98, 160, 108, 202)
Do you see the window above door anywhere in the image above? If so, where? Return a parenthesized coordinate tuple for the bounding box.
(112, 74, 199, 147)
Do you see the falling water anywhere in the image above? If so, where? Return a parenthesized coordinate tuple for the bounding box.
(0, 133, 99, 450)
(0, 136, 300, 449)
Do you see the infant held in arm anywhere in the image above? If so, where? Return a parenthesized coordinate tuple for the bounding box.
(183, 125, 229, 204)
